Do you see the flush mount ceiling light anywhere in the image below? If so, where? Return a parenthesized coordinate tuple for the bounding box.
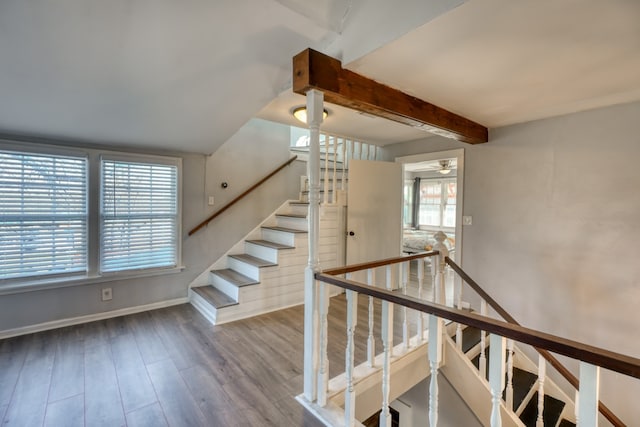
(438, 160, 453, 175)
(292, 106, 328, 123)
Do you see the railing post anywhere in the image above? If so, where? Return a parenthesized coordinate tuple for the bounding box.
(344, 289, 358, 427)
(536, 354, 546, 427)
(433, 231, 449, 305)
(367, 268, 376, 367)
(332, 136, 338, 204)
(380, 298, 394, 427)
(489, 334, 506, 427)
(323, 134, 329, 204)
(578, 362, 600, 427)
(428, 314, 443, 427)
(303, 89, 324, 403)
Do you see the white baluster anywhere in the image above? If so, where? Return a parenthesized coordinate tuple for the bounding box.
(365, 269, 376, 368)
(402, 261, 409, 349)
(341, 138, 347, 191)
(489, 334, 506, 427)
(479, 300, 488, 380)
(317, 280, 330, 405)
(323, 134, 329, 204)
(303, 89, 323, 402)
(536, 354, 546, 427)
(428, 314, 443, 427)
(574, 389, 580, 425)
(332, 136, 337, 204)
(578, 362, 600, 427)
(455, 274, 463, 351)
(506, 339, 514, 411)
(379, 298, 394, 427)
(417, 259, 425, 341)
(344, 289, 358, 427)
(386, 265, 394, 352)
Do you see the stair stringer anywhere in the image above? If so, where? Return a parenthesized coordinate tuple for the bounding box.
(440, 335, 525, 427)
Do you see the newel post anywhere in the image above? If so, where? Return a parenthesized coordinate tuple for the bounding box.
(432, 231, 449, 305)
(303, 89, 324, 402)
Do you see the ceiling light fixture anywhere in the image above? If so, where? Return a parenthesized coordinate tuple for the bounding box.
(292, 106, 328, 123)
(438, 160, 452, 175)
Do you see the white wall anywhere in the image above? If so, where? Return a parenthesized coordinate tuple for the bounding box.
(384, 100, 640, 423)
(0, 118, 304, 333)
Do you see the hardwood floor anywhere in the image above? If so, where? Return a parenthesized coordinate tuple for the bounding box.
(0, 290, 419, 427)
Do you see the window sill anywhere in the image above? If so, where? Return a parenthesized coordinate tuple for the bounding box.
(0, 266, 187, 296)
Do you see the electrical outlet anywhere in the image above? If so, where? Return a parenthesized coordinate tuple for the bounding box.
(208, 196, 215, 206)
(101, 287, 112, 301)
(463, 215, 473, 225)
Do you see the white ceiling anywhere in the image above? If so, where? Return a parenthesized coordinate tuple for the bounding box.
(1, 0, 639, 153)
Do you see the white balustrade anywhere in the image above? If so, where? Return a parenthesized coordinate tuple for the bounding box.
(331, 136, 337, 204)
(379, 298, 394, 427)
(433, 231, 449, 304)
(578, 362, 600, 427)
(428, 314, 443, 427)
(402, 261, 409, 349)
(317, 279, 330, 405)
(489, 334, 506, 427)
(536, 354, 546, 427)
(344, 289, 358, 427)
(479, 300, 488, 380)
(367, 268, 375, 367)
(417, 259, 425, 341)
(323, 135, 329, 204)
(506, 339, 515, 411)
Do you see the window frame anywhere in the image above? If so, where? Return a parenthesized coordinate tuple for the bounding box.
(0, 140, 183, 294)
(417, 177, 457, 231)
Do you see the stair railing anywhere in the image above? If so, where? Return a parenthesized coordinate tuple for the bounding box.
(296, 131, 380, 205)
(445, 256, 626, 426)
(307, 249, 639, 427)
(188, 155, 298, 236)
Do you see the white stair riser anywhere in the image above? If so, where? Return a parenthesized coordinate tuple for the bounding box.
(245, 242, 280, 263)
(238, 274, 305, 302)
(227, 257, 261, 280)
(276, 216, 308, 231)
(261, 228, 300, 246)
(208, 273, 241, 300)
(189, 289, 218, 324)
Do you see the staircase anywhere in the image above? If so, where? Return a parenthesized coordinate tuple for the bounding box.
(448, 325, 577, 426)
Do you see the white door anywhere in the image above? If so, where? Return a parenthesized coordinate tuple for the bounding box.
(346, 160, 403, 267)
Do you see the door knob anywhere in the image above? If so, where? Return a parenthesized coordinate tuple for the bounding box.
(348, 231, 355, 236)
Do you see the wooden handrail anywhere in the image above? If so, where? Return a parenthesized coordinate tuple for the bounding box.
(188, 156, 298, 236)
(315, 272, 640, 380)
(444, 257, 626, 427)
(322, 251, 439, 276)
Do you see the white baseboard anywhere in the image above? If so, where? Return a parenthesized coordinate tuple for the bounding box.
(0, 297, 189, 339)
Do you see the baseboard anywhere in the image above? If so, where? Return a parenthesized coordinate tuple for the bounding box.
(0, 297, 189, 339)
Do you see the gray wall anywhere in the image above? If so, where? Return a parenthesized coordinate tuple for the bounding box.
(384, 100, 640, 423)
(0, 118, 304, 332)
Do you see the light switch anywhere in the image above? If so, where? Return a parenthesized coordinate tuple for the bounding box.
(463, 215, 472, 225)
(208, 196, 215, 206)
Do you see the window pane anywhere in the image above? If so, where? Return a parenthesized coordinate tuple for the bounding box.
(0, 151, 87, 279)
(101, 160, 178, 273)
(419, 181, 441, 226)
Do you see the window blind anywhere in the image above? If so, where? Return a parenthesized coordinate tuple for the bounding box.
(100, 160, 178, 273)
(0, 151, 88, 279)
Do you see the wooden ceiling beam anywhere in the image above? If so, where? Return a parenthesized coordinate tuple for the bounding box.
(293, 48, 488, 145)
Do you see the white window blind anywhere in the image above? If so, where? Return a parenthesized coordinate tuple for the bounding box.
(100, 159, 178, 273)
(0, 151, 88, 280)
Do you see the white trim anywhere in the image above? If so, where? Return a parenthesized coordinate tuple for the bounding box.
(395, 148, 465, 264)
(0, 297, 189, 339)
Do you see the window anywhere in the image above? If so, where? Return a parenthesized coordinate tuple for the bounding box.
(418, 178, 456, 229)
(100, 159, 179, 273)
(0, 151, 88, 279)
(403, 179, 414, 227)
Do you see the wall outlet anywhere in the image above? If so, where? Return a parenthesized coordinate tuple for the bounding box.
(208, 195, 215, 206)
(462, 215, 473, 225)
(101, 287, 113, 301)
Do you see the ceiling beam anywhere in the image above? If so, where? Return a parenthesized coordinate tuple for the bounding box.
(292, 48, 488, 145)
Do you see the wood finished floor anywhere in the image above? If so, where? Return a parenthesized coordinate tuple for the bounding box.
(0, 290, 420, 427)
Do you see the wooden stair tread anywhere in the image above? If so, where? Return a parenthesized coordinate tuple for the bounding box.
(289, 201, 309, 206)
(519, 392, 565, 427)
(211, 268, 259, 287)
(192, 286, 238, 309)
(510, 367, 538, 411)
(558, 420, 576, 427)
(245, 239, 295, 250)
(261, 225, 308, 234)
(275, 213, 307, 219)
(228, 253, 277, 267)
(452, 326, 483, 354)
